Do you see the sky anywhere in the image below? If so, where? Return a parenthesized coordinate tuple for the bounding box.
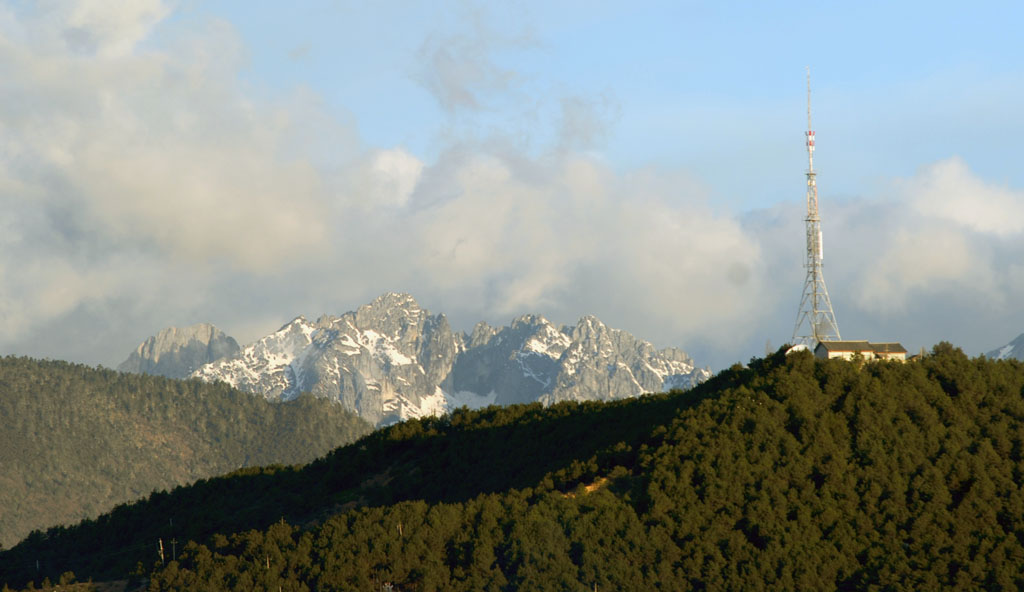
(2, 0, 1024, 372)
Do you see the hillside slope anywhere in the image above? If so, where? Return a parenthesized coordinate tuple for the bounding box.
(4, 344, 1024, 590)
(0, 357, 371, 549)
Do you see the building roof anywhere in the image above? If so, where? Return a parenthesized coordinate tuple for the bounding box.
(815, 340, 871, 352)
(870, 342, 908, 354)
(814, 340, 907, 354)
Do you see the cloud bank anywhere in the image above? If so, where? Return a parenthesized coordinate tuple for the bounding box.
(2, 2, 1024, 370)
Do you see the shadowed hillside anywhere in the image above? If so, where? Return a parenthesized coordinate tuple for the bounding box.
(0, 357, 372, 550)
(4, 344, 1024, 590)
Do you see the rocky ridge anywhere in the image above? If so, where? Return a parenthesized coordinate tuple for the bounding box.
(128, 293, 711, 426)
(117, 323, 240, 379)
(987, 333, 1024, 361)
(192, 293, 462, 426)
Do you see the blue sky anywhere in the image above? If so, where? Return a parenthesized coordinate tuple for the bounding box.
(193, 1, 1024, 201)
(2, 0, 1024, 371)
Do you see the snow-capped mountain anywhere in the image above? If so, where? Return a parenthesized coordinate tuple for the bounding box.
(986, 333, 1024, 361)
(193, 293, 464, 426)
(541, 315, 709, 405)
(448, 313, 707, 409)
(190, 316, 319, 397)
(129, 293, 710, 427)
(118, 323, 240, 379)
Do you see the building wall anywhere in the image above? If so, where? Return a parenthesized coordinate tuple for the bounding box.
(875, 352, 907, 362)
(820, 350, 875, 361)
(816, 349, 906, 362)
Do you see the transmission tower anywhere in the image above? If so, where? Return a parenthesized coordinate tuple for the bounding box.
(792, 68, 841, 347)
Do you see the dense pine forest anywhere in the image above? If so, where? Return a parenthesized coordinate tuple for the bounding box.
(0, 356, 372, 550)
(4, 344, 1024, 590)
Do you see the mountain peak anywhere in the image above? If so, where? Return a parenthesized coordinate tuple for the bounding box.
(278, 316, 309, 331)
(987, 333, 1024, 361)
(355, 293, 426, 328)
(570, 315, 612, 342)
(577, 314, 606, 327)
(177, 294, 710, 426)
(118, 323, 240, 379)
(369, 292, 421, 310)
(510, 313, 551, 328)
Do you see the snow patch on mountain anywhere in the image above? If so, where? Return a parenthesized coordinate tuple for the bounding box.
(360, 329, 415, 366)
(186, 293, 711, 427)
(444, 388, 498, 410)
(986, 333, 1024, 361)
(191, 316, 316, 399)
(377, 387, 498, 426)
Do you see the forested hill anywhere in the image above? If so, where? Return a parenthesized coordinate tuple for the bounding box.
(5, 344, 1024, 590)
(0, 356, 372, 550)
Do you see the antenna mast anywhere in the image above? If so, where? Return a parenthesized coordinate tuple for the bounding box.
(792, 68, 841, 346)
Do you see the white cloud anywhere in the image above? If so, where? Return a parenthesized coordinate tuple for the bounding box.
(57, 0, 171, 56)
(351, 148, 425, 208)
(0, 0, 795, 365)
(906, 157, 1024, 237)
(855, 228, 990, 313)
(403, 154, 765, 346)
(843, 158, 1019, 314)
(415, 32, 521, 113)
(725, 156, 1024, 361)
(0, 3, 338, 273)
(558, 94, 621, 151)
(0, 2, 356, 348)
(6, 2, 1024, 372)
(0, 253, 149, 340)
(9, 0, 172, 57)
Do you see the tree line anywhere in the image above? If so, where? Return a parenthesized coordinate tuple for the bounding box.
(0, 356, 371, 551)
(4, 344, 1024, 590)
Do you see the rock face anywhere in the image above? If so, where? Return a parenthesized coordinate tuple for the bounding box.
(118, 323, 240, 379)
(188, 293, 711, 427)
(193, 294, 461, 426)
(445, 314, 707, 408)
(540, 315, 710, 405)
(987, 333, 1024, 361)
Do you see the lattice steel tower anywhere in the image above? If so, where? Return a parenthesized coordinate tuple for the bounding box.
(792, 68, 841, 346)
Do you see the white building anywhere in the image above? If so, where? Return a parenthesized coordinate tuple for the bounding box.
(814, 340, 907, 362)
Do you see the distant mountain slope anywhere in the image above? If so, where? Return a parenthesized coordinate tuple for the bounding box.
(118, 323, 240, 379)
(190, 293, 711, 425)
(6, 344, 1024, 590)
(986, 332, 1024, 361)
(0, 356, 371, 549)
